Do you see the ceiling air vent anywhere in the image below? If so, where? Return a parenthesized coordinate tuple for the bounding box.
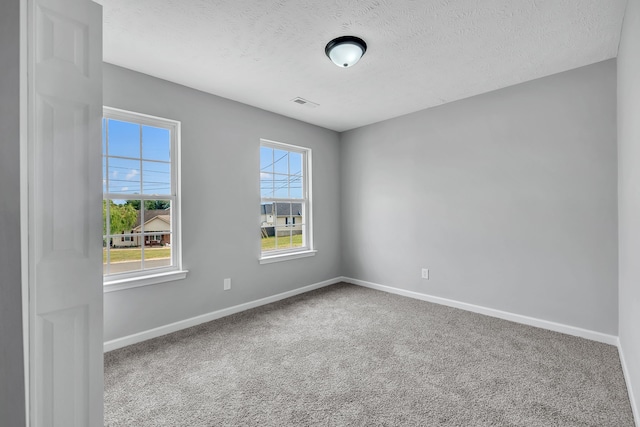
(291, 97, 319, 108)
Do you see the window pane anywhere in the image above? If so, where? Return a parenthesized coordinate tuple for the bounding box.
(260, 203, 275, 251)
(290, 202, 303, 217)
(103, 199, 138, 235)
(276, 202, 292, 220)
(260, 146, 274, 173)
(142, 125, 170, 161)
(141, 199, 171, 212)
(273, 149, 289, 174)
(289, 172, 303, 199)
(260, 172, 274, 198)
(289, 152, 302, 176)
(139, 201, 172, 270)
(138, 201, 171, 233)
(143, 246, 172, 270)
(107, 119, 140, 158)
(108, 158, 140, 194)
(289, 188, 302, 199)
(273, 174, 289, 198)
(260, 202, 275, 251)
(103, 197, 142, 275)
(142, 161, 171, 195)
(104, 248, 142, 275)
(290, 202, 304, 249)
(275, 227, 293, 250)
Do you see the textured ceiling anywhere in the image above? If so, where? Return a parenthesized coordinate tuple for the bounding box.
(97, 0, 627, 132)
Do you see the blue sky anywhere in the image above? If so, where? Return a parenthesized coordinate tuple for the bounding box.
(103, 119, 171, 197)
(260, 146, 303, 199)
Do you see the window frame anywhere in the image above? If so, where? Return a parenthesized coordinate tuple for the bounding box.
(259, 139, 315, 264)
(102, 107, 187, 291)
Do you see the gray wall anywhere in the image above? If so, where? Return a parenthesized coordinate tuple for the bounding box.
(103, 64, 342, 341)
(340, 60, 618, 335)
(0, 0, 26, 425)
(618, 0, 640, 415)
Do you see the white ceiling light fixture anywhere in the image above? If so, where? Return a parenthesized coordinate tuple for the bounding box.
(325, 36, 367, 68)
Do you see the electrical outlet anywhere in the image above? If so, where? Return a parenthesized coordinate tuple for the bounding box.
(421, 268, 429, 280)
(224, 278, 231, 291)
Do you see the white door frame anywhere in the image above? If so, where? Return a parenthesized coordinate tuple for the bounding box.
(21, 0, 31, 424)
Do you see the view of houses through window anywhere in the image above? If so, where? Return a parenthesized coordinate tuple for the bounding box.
(260, 140, 311, 255)
(103, 108, 181, 279)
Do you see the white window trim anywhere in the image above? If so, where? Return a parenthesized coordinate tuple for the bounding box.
(259, 138, 314, 263)
(259, 249, 317, 264)
(103, 107, 187, 291)
(104, 270, 188, 293)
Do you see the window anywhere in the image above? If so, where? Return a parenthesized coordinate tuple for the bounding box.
(260, 139, 314, 263)
(103, 107, 185, 290)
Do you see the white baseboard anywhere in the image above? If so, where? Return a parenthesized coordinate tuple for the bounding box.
(618, 340, 640, 427)
(104, 277, 342, 352)
(341, 277, 619, 346)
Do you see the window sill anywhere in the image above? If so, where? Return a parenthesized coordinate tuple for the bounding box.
(259, 250, 317, 264)
(104, 269, 188, 293)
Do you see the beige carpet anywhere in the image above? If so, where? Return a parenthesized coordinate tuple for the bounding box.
(104, 283, 634, 426)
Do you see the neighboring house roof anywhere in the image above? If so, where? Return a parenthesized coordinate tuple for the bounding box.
(134, 209, 169, 226)
(156, 215, 171, 224)
(132, 209, 171, 231)
(260, 203, 302, 216)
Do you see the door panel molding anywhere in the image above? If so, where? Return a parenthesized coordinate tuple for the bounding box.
(26, 0, 103, 425)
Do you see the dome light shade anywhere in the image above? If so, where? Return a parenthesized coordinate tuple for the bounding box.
(325, 36, 367, 68)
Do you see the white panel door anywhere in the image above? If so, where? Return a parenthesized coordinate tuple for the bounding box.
(26, 0, 103, 425)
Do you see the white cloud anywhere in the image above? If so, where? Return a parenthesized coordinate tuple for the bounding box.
(126, 169, 139, 180)
(121, 186, 129, 192)
(260, 172, 271, 179)
(112, 170, 118, 178)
